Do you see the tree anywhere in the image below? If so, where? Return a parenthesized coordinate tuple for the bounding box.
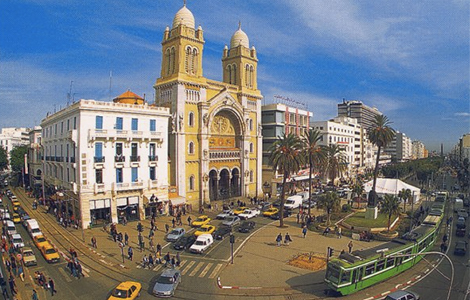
(301, 129, 326, 216)
(317, 191, 341, 226)
(351, 183, 364, 200)
(367, 115, 395, 207)
(323, 144, 347, 185)
(380, 194, 401, 232)
(269, 133, 304, 227)
(0, 146, 8, 172)
(9, 145, 28, 173)
(398, 188, 412, 212)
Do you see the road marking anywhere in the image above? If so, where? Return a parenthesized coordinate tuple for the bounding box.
(198, 263, 213, 278)
(58, 267, 73, 282)
(153, 264, 163, 272)
(179, 260, 187, 268)
(181, 261, 195, 275)
(208, 263, 223, 279)
(189, 262, 204, 277)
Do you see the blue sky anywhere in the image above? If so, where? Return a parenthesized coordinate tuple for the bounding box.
(0, 0, 469, 152)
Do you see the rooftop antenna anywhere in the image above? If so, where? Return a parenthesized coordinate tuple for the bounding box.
(67, 80, 74, 105)
(109, 71, 113, 101)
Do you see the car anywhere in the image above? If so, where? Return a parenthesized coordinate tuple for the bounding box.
(238, 209, 260, 220)
(10, 233, 24, 248)
(222, 216, 241, 227)
(428, 209, 442, 216)
(33, 235, 48, 249)
(12, 213, 21, 224)
(457, 209, 468, 219)
(216, 209, 233, 220)
(21, 214, 31, 224)
(40, 242, 60, 263)
(152, 268, 181, 297)
(456, 228, 466, 237)
(108, 281, 142, 300)
(166, 228, 185, 242)
(302, 199, 316, 209)
(456, 216, 466, 229)
(238, 221, 255, 233)
(262, 207, 279, 217)
(189, 234, 214, 253)
(212, 226, 232, 240)
(191, 215, 211, 227)
(454, 240, 467, 256)
(232, 207, 248, 215)
(194, 225, 216, 236)
(464, 198, 470, 207)
(269, 210, 292, 220)
(384, 290, 420, 300)
(173, 235, 196, 250)
(22, 247, 37, 266)
(272, 200, 281, 207)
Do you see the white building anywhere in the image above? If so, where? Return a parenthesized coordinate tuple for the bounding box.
(0, 127, 31, 171)
(27, 126, 42, 190)
(41, 91, 170, 228)
(385, 131, 412, 162)
(412, 140, 426, 159)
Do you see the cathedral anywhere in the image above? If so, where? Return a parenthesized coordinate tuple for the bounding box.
(154, 3, 263, 207)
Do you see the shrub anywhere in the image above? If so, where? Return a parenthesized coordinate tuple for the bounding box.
(342, 204, 352, 212)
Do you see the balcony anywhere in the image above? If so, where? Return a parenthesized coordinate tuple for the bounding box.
(94, 183, 106, 194)
(89, 128, 164, 141)
(70, 157, 76, 163)
(130, 155, 140, 162)
(115, 155, 125, 162)
(209, 150, 241, 161)
(94, 156, 105, 163)
(114, 181, 143, 191)
(148, 155, 158, 162)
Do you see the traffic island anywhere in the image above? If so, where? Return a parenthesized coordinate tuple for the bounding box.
(288, 253, 326, 271)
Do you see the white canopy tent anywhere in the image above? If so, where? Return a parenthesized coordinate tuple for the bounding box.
(364, 178, 420, 203)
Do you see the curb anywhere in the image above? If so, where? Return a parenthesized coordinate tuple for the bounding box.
(216, 277, 262, 290)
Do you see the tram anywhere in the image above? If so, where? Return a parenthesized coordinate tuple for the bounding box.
(325, 201, 444, 296)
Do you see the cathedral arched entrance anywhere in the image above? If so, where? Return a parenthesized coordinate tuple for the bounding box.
(219, 169, 230, 199)
(231, 168, 241, 197)
(209, 170, 218, 201)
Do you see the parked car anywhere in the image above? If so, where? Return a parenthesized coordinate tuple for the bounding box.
(189, 234, 214, 254)
(166, 228, 185, 242)
(262, 207, 279, 217)
(152, 268, 181, 297)
(238, 209, 260, 220)
(22, 247, 37, 266)
(233, 207, 248, 215)
(457, 209, 468, 219)
(191, 215, 211, 227)
(213, 226, 232, 240)
(454, 240, 467, 256)
(301, 199, 316, 209)
(216, 209, 233, 220)
(456, 228, 466, 237)
(222, 216, 241, 227)
(194, 225, 216, 237)
(108, 281, 141, 300)
(173, 235, 196, 251)
(384, 290, 420, 300)
(238, 221, 255, 233)
(456, 216, 466, 229)
(269, 210, 292, 220)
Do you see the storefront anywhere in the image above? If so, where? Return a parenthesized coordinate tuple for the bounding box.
(144, 194, 164, 218)
(116, 196, 140, 222)
(89, 198, 111, 225)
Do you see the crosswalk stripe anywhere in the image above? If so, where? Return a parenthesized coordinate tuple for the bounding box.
(181, 261, 195, 275)
(58, 267, 72, 282)
(198, 263, 213, 278)
(189, 262, 204, 277)
(179, 260, 187, 268)
(208, 263, 223, 279)
(152, 264, 163, 272)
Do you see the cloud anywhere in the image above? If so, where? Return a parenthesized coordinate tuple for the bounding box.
(455, 112, 470, 117)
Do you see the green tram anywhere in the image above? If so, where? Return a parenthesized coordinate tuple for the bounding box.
(325, 204, 444, 296)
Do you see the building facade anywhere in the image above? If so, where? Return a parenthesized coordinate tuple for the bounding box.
(385, 131, 412, 162)
(0, 127, 31, 171)
(41, 94, 170, 228)
(27, 126, 42, 191)
(337, 100, 382, 131)
(412, 140, 427, 159)
(154, 4, 263, 206)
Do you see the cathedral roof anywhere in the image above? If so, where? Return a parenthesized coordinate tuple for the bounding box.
(172, 4, 195, 29)
(230, 23, 249, 49)
(113, 90, 144, 105)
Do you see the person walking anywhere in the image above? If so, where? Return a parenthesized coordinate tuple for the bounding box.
(148, 254, 154, 269)
(187, 216, 192, 226)
(302, 226, 307, 238)
(348, 241, 353, 253)
(8, 276, 16, 296)
(284, 233, 292, 245)
(176, 252, 181, 267)
(128, 246, 134, 261)
(165, 224, 170, 233)
(276, 233, 282, 246)
(18, 264, 24, 281)
(91, 236, 97, 248)
(76, 262, 83, 279)
(48, 277, 56, 296)
(124, 232, 129, 245)
(337, 227, 342, 239)
(31, 289, 38, 300)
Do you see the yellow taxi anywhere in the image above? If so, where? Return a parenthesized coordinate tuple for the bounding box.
(191, 215, 211, 227)
(40, 242, 60, 263)
(12, 202, 21, 212)
(194, 225, 216, 236)
(262, 207, 279, 217)
(34, 235, 48, 249)
(108, 281, 142, 300)
(12, 213, 21, 223)
(233, 207, 248, 215)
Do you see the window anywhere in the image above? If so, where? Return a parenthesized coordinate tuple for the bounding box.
(116, 143, 123, 155)
(188, 112, 194, 127)
(149, 167, 156, 180)
(61, 122, 64, 134)
(250, 170, 254, 183)
(250, 143, 254, 153)
(96, 116, 103, 129)
(150, 119, 156, 132)
(131, 143, 138, 161)
(95, 143, 103, 162)
(249, 119, 253, 131)
(95, 169, 103, 184)
(149, 143, 156, 161)
(131, 118, 138, 131)
(131, 167, 138, 182)
(67, 119, 70, 131)
(188, 142, 194, 154)
(73, 117, 77, 129)
(189, 176, 195, 191)
(365, 263, 375, 276)
(116, 117, 123, 130)
(376, 259, 386, 272)
(116, 168, 123, 183)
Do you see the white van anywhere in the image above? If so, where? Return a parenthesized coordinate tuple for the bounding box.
(296, 192, 309, 201)
(284, 195, 303, 210)
(25, 219, 42, 238)
(5, 220, 16, 236)
(454, 199, 464, 213)
(189, 234, 214, 254)
(10, 233, 24, 248)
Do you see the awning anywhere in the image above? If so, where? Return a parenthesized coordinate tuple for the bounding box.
(169, 197, 186, 206)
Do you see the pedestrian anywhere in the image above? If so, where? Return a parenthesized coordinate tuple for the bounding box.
(165, 224, 170, 233)
(164, 252, 170, 267)
(31, 289, 38, 300)
(9, 277, 16, 296)
(76, 262, 83, 279)
(48, 277, 56, 296)
(11, 259, 17, 277)
(91, 236, 97, 248)
(156, 243, 162, 255)
(443, 234, 448, 243)
(348, 241, 353, 253)
(142, 255, 148, 268)
(337, 227, 342, 239)
(276, 233, 282, 246)
(128, 246, 133, 261)
(187, 216, 192, 226)
(18, 264, 24, 281)
(302, 226, 307, 238)
(124, 232, 129, 245)
(149, 237, 155, 253)
(296, 213, 300, 224)
(176, 252, 181, 267)
(284, 233, 292, 245)
(148, 254, 154, 268)
(440, 242, 446, 253)
(172, 218, 176, 228)
(322, 226, 330, 236)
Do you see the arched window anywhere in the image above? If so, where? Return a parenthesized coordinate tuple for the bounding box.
(188, 142, 194, 154)
(249, 170, 254, 183)
(192, 48, 198, 74)
(232, 64, 237, 84)
(249, 65, 254, 88)
(189, 175, 195, 191)
(245, 64, 250, 86)
(227, 65, 232, 83)
(170, 47, 176, 74)
(185, 47, 191, 73)
(188, 112, 194, 127)
(249, 119, 253, 131)
(250, 143, 253, 153)
(165, 49, 171, 75)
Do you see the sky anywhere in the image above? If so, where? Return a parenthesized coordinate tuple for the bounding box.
(0, 0, 469, 152)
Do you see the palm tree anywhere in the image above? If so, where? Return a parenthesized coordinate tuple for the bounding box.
(269, 133, 304, 227)
(323, 144, 348, 185)
(398, 188, 412, 212)
(317, 191, 341, 226)
(380, 194, 401, 232)
(301, 129, 326, 216)
(367, 115, 395, 207)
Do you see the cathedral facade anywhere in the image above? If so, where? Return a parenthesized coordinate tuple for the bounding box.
(154, 4, 263, 207)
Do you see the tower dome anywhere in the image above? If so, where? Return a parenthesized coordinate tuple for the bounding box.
(230, 23, 249, 49)
(172, 4, 195, 29)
